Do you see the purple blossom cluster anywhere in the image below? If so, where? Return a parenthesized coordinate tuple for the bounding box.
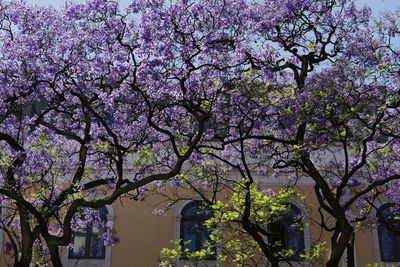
(0, 0, 398, 266)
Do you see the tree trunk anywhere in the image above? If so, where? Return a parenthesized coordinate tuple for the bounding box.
(15, 206, 34, 267)
(48, 244, 63, 267)
(346, 232, 355, 267)
(326, 223, 353, 267)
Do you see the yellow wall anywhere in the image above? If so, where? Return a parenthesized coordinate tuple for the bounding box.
(111, 197, 176, 267)
(0, 185, 383, 266)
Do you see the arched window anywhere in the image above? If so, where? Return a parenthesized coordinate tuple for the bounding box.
(377, 204, 400, 262)
(269, 203, 305, 261)
(180, 201, 215, 259)
(69, 206, 108, 259)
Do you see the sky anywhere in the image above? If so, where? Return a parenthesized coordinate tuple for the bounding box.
(27, 0, 400, 13)
(358, 0, 400, 15)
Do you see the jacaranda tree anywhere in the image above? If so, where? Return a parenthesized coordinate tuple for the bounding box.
(0, 0, 218, 265)
(138, 0, 400, 267)
(0, 0, 399, 266)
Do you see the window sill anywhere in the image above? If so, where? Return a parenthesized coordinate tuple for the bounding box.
(64, 258, 106, 267)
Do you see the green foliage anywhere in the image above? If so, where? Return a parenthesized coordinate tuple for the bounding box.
(160, 179, 304, 266)
(301, 241, 327, 264)
(30, 133, 57, 154)
(159, 240, 218, 267)
(0, 152, 12, 167)
(133, 145, 152, 167)
(209, 179, 304, 266)
(94, 140, 109, 151)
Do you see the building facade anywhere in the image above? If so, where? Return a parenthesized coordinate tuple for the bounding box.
(0, 183, 396, 266)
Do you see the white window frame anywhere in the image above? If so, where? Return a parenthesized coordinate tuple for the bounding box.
(263, 199, 311, 267)
(62, 204, 115, 267)
(174, 199, 221, 267)
(372, 200, 400, 266)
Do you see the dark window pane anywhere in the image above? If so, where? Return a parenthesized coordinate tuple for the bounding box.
(286, 223, 304, 260)
(378, 204, 400, 262)
(70, 234, 86, 258)
(89, 232, 105, 258)
(199, 224, 212, 245)
(97, 206, 108, 218)
(268, 204, 305, 261)
(69, 207, 107, 259)
(182, 203, 212, 217)
(182, 221, 197, 252)
(180, 202, 216, 260)
(269, 221, 284, 251)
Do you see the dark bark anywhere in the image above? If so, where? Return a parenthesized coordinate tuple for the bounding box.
(346, 232, 355, 267)
(14, 205, 34, 267)
(326, 222, 353, 267)
(241, 197, 280, 267)
(48, 244, 63, 267)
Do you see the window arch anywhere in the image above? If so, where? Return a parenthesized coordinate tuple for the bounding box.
(376, 203, 400, 262)
(180, 201, 215, 259)
(268, 203, 305, 261)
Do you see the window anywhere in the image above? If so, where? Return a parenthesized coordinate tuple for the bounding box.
(268, 203, 305, 261)
(180, 201, 216, 260)
(377, 204, 400, 262)
(68, 207, 108, 259)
